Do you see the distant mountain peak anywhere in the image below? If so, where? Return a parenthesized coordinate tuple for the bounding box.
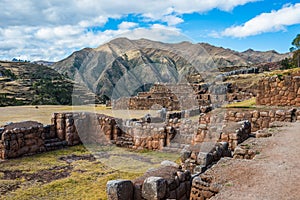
(243, 48, 255, 53)
(52, 37, 290, 98)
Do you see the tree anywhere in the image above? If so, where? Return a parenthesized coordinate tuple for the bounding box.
(290, 34, 300, 68)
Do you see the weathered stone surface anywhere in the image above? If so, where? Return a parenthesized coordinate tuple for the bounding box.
(197, 152, 213, 167)
(142, 177, 167, 200)
(106, 180, 133, 200)
(160, 160, 179, 168)
(180, 150, 192, 162)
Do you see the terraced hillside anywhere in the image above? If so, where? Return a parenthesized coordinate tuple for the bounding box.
(0, 61, 98, 106)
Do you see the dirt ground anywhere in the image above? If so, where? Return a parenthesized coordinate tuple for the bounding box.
(207, 122, 300, 200)
(0, 105, 160, 126)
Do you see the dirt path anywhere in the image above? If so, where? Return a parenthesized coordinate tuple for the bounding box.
(209, 122, 300, 200)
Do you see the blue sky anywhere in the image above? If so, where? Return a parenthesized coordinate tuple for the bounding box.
(0, 0, 299, 61)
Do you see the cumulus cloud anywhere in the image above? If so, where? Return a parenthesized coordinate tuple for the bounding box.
(163, 15, 184, 26)
(118, 22, 139, 30)
(0, 0, 258, 61)
(222, 3, 300, 37)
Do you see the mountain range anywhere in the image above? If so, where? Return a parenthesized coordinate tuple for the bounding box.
(52, 38, 290, 99)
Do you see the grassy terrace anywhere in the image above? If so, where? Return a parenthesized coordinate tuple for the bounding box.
(0, 145, 179, 199)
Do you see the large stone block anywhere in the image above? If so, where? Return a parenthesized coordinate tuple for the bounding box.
(106, 180, 133, 200)
(196, 152, 213, 167)
(142, 177, 167, 200)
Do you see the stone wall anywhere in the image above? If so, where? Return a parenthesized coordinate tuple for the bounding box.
(107, 165, 192, 200)
(257, 74, 300, 106)
(0, 121, 46, 159)
(224, 108, 299, 132)
(121, 122, 175, 151)
(52, 112, 123, 145)
(190, 174, 221, 200)
(0, 112, 126, 159)
(0, 112, 180, 159)
(191, 108, 298, 149)
(181, 142, 232, 174)
(113, 82, 257, 111)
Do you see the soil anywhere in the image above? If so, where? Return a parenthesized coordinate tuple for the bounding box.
(59, 154, 96, 163)
(0, 154, 96, 195)
(207, 122, 300, 200)
(1, 165, 72, 183)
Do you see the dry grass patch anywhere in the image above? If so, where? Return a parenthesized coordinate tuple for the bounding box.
(0, 145, 179, 199)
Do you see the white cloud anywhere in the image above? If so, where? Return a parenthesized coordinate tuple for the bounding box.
(118, 22, 138, 30)
(163, 15, 184, 26)
(222, 3, 300, 37)
(0, 0, 259, 27)
(0, 0, 258, 61)
(121, 25, 187, 43)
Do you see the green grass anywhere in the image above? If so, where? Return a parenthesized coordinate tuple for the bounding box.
(224, 98, 256, 108)
(0, 145, 179, 199)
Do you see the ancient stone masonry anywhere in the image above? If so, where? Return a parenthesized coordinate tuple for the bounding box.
(190, 174, 221, 200)
(0, 112, 127, 159)
(107, 166, 192, 200)
(193, 108, 300, 147)
(257, 74, 300, 106)
(0, 112, 178, 159)
(181, 142, 232, 174)
(120, 122, 175, 151)
(53, 112, 122, 146)
(232, 145, 257, 160)
(224, 108, 299, 132)
(113, 82, 256, 111)
(0, 121, 46, 159)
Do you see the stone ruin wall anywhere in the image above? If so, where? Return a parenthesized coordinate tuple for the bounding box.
(1, 107, 299, 160)
(113, 82, 257, 111)
(0, 112, 177, 159)
(0, 122, 45, 159)
(257, 74, 300, 106)
(107, 166, 192, 200)
(108, 107, 300, 200)
(193, 108, 299, 148)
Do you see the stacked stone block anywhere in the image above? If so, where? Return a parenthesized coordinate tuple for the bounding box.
(190, 174, 221, 200)
(0, 122, 45, 159)
(257, 75, 300, 106)
(107, 166, 192, 200)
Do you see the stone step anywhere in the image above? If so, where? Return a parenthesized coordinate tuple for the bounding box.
(44, 138, 61, 144)
(161, 142, 190, 153)
(161, 147, 182, 153)
(168, 142, 190, 149)
(44, 140, 68, 151)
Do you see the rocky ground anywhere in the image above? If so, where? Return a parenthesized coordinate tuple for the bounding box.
(206, 122, 300, 200)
